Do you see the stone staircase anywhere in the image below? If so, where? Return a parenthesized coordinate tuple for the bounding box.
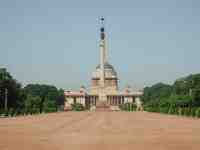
(95, 101, 110, 111)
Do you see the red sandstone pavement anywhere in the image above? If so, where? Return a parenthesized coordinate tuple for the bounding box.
(0, 111, 200, 150)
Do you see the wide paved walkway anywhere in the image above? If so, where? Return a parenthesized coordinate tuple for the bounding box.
(0, 111, 200, 150)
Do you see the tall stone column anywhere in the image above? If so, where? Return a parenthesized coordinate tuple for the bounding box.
(99, 17, 106, 102)
(100, 40, 105, 88)
(99, 39, 106, 102)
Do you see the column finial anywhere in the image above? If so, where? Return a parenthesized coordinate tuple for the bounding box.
(100, 17, 105, 40)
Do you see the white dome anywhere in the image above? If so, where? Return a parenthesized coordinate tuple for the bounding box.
(92, 62, 117, 79)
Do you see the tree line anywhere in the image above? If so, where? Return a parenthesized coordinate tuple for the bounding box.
(1, 67, 200, 117)
(142, 74, 200, 117)
(0, 68, 65, 116)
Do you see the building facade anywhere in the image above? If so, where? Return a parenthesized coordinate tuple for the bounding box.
(64, 18, 143, 111)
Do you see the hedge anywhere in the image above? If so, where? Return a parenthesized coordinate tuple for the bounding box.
(144, 105, 200, 118)
(71, 103, 85, 111)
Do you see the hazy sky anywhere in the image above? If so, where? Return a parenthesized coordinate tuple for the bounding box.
(0, 0, 200, 90)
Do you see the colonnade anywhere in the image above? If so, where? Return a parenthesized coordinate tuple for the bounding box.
(66, 95, 136, 108)
(86, 95, 98, 106)
(107, 96, 135, 105)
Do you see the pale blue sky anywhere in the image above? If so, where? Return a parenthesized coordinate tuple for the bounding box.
(0, 0, 200, 90)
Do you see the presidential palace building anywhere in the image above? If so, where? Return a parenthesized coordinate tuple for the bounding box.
(64, 18, 143, 111)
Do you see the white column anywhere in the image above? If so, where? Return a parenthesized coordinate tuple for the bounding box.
(100, 40, 105, 88)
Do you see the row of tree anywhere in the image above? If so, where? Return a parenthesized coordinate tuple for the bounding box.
(142, 74, 200, 117)
(0, 68, 65, 116)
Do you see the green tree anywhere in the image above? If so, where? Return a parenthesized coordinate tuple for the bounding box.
(24, 84, 60, 113)
(43, 99, 57, 112)
(142, 83, 172, 103)
(25, 95, 41, 114)
(0, 68, 23, 110)
(143, 73, 200, 118)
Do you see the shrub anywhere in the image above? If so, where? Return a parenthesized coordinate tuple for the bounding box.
(160, 107, 169, 114)
(15, 108, 24, 116)
(174, 107, 179, 115)
(124, 103, 129, 111)
(9, 108, 15, 117)
(71, 103, 85, 111)
(43, 100, 57, 113)
(195, 108, 200, 118)
(32, 108, 40, 114)
(4, 109, 9, 116)
(182, 108, 187, 116)
(178, 107, 182, 116)
(119, 104, 125, 110)
(120, 103, 128, 111)
(191, 107, 197, 117)
(0, 109, 3, 115)
(131, 103, 137, 111)
(168, 105, 176, 115)
(185, 107, 191, 117)
(43, 107, 57, 113)
(25, 108, 30, 115)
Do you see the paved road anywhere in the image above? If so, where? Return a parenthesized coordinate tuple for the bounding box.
(0, 111, 200, 150)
